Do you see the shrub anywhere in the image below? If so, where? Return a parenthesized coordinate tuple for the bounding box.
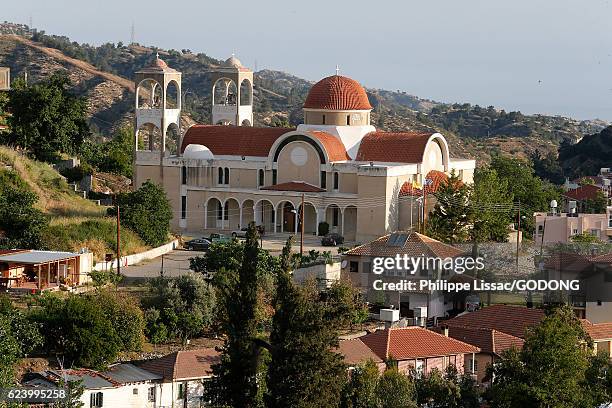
(318, 221, 329, 236)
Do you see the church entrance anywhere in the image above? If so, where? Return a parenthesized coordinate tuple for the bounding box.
(282, 202, 296, 233)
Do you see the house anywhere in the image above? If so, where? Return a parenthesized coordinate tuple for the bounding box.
(0, 249, 93, 292)
(137, 348, 220, 408)
(23, 365, 162, 408)
(542, 252, 612, 323)
(337, 338, 386, 372)
(438, 304, 612, 382)
(341, 231, 468, 319)
(534, 205, 612, 244)
(358, 326, 480, 376)
(0, 67, 9, 90)
(132, 56, 476, 242)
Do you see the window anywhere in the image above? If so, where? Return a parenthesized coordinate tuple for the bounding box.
(272, 169, 277, 185)
(90, 392, 103, 408)
(572, 229, 578, 235)
(322, 114, 326, 125)
(178, 383, 186, 399)
(362, 262, 371, 273)
(132, 388, 138, 395)
(471, 358, 478, 373)
(224, 201, 229, 221)
(346, 115, 350, 125)
(258, 169, 264, 187)
(333, 172, 339, 190)
(224, 168, 230, 185)
(147, 387, 155, 402)
(332, 207, 339, 227)
(349, 261, 359, 273)
(321, 171, 327, 189)
(218, 167, 223, 185)
(181, 166, 187, 185)
(609, 214, 612, 227)
(537, 225, 543, 233)
(181, 196, 186, 219)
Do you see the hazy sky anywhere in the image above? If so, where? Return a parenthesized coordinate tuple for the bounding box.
(5, 0, 612, 120)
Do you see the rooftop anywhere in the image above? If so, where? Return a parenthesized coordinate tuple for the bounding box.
(0, 250, 82, 265)
(304, 75, 372, 111)
(137, 348, 220, 380)
(344, 231, 464, 259)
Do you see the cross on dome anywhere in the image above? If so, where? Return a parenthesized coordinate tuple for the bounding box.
(335, 64, 340, 75)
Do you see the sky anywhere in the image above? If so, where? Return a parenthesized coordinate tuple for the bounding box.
(5, 0, 612, 121)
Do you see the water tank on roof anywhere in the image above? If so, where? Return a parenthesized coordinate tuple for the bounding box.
(379, 309, 400, 322)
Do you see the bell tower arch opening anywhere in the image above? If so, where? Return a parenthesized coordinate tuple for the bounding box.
(209, 55, 253, 126)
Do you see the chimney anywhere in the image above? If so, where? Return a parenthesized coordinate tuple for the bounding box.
(442, 325, 449, 337)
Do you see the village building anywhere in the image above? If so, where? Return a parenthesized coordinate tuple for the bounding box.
(132, 56, 476, 243)
(0, 249, 92, 292)
(534, 205, 612, 244)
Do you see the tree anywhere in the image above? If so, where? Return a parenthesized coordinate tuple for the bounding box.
(0, 171, 48, 249)
(207, 223, 263, 407)
(488, 306, 607, 408)
(95, 290, 145, 351)
(3, 73, 89, 162)
(0, 295, 43, 386)
(29, 292, 121, 370)
(79, 127, 135, 178)
(142, 273, 216, 344)
(265, 239, 357, 408)
(415, 365, 479, 408)
(570, 232, 601, 243)
(470, 167, 514, 243)
(341, 359, 380, 408)
(374, 369, 417, 408)
(110, 181, 172, 247)
(584, 190, 608, 214)
(426, 171, 471, 244)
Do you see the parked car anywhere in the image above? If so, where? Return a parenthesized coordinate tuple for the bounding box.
(208, 233, 231, 243)
(231, 225, 265, 238)
(321, 233, 344, 246)
(185, 237, 212, 251)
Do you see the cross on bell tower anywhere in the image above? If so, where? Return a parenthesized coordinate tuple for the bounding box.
(210, 54, 253, 126)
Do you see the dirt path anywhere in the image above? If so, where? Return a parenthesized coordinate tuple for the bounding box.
(6, 34, 135, 92)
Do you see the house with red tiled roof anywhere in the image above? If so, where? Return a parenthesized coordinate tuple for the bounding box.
(337, 338, 386, 372)
(358, 327, 479, 376)
(341, 231, 469, 320)
(132, 56, 475, 242)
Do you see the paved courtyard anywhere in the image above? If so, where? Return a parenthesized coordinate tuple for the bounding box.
(121, 233, 355, 279)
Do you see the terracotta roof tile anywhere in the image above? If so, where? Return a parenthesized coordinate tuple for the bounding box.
(582, 321, 612, 340)
(356, 132, 434, 163)
(304, 75, 372, 110)
(308, 131, 351, 162)
(261, 181, 325, 193)
(344, 232, 464, 259)
(137, 348, 220, 380)
(181, 125, 293, 157)
(337, 338, 383, 365)
(360, 327, 479, 360)
(437, 326, 524, 355)
(563, 184, 603, 201)
(444, 305, 545, 339)
(399, 170, 452, 197)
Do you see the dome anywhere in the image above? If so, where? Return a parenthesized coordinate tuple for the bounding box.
(183, 144, 214, 160)
(223, 55, 243, 68)
(151, 57, 168, 69)
(304, 75, 372, 111)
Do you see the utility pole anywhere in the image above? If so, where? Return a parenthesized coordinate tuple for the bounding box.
(300, 193, 305, 257)
(116, 196, 121, 276)
(516, 199, 521, 270)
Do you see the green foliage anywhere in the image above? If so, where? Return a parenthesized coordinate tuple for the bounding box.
(59, 164, 93, 183)
(375, 369, 417, 408)
(88, 269, 123, 287)
(0, 295, 43, 386)
(415, 365, 479, 408)
(3, 73, 89, 162)
(341, 360, 380, 408)
(0, 169, 49, 249)
(570, 232, 601, 243)
(487, 305, 609, 408)
(584, 190, 608, 214)
(531, 149, 564, 184)
(426, 171, 471, 244)
(32, 292, 118, 369)
(111, 181, 172, 247)
(79, 127, 134, 177)
(266, 239, 358, 408)
(142, 273, 216, 344)
(94, 290, 145, 352)
(208, 223, 263, 407)
(559, 126, 612, 179)
(470, 167, 514, 243)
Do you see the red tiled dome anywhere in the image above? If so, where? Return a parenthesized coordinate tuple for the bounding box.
(304, 75, 372, 110)
(152, 58, 168, 69)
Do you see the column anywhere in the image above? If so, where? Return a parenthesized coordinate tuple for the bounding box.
(294, 206, 299, 235)
(316, 208, 324, 235)
(341, 208, 345, 236)
(221, 202, 225, 230)
(239, 203, 243, 228)
(274, 206, 279, 233)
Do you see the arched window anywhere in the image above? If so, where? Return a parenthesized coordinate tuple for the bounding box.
(333, 172, 339, 190)
(224, 168, 230, 185)
(272, 169, 277, 185)
(322, 114, 326, 125)
(218, 168, 224, 185)
(182, 166, 187, 185)
(258, 169, 264, 187)
(217, 201, 223, 220)
(320, 171, 327, 189)
(346, 115, 350, 125)
(224, 201, 229, 221)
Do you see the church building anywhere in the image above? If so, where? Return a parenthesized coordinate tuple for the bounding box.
(133, 56, 476, 243)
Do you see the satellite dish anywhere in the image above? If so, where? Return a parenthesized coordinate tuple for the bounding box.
(341, 260, 348, 268)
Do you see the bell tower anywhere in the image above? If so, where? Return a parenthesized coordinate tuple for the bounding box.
(210, 55, 253, 126)
(134, 54, 182, 159)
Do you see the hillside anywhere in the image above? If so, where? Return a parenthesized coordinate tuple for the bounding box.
(558, 126, 612, 178)
(0, 146, 147, 259)
(0, 23, 609, 165)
